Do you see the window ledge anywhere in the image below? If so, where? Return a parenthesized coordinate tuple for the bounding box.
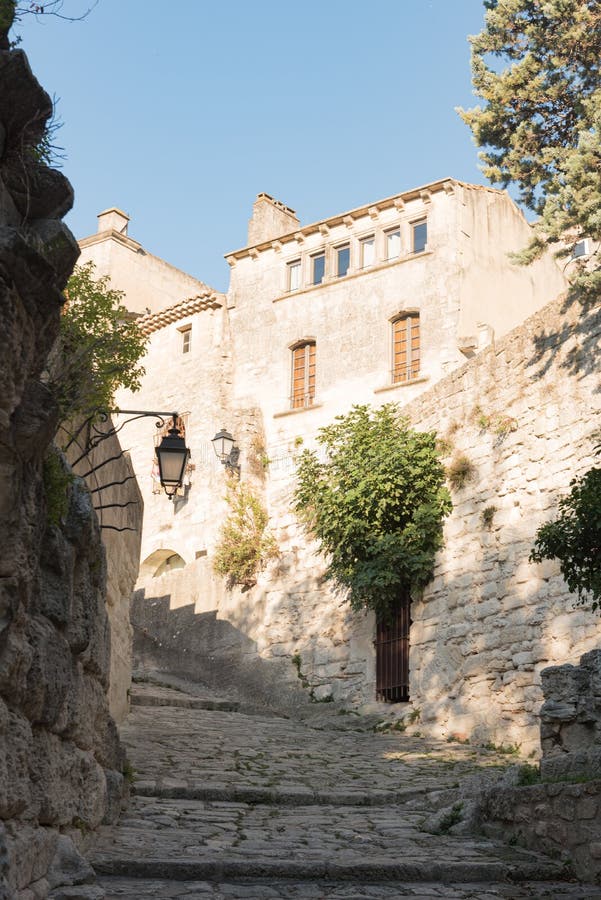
(374, 376, 429, 394)
(274, 250, 433, 304)
(273, 403, 323, 419)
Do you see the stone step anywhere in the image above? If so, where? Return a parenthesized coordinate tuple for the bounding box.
(89, 797, 567, 887)
(96, 876, 601, 899)
(132, 780, 428, 807)
(131, 693, 240, 713)
(92, 855, 566, 885)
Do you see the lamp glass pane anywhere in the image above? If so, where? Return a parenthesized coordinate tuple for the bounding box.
(157, 446, 188, 485)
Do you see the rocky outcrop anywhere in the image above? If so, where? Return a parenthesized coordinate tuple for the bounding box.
(0, 42, 126, 899)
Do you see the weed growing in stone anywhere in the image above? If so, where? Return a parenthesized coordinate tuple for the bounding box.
(481, 505, 497, 530)
(446, 454, 477, 491)
(516, 763, 540, 785)
(482, 741, 520, 756)
(43, 447, 74, 526)
(122, 761, 136, 784)
(435, 802, 464, 834)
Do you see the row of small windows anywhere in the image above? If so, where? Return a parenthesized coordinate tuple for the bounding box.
(290, 313, 420, 409)
(287, 220, 427, 292)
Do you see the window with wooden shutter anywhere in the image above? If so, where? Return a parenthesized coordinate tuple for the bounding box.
(392, 313, 420, 383)
(291, 341, 316, 409)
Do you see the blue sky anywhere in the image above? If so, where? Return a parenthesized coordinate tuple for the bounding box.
(18, 0, 491, 292)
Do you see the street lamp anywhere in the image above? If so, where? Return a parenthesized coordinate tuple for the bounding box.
(155, 416, 191, 499)
(211, 427, 240, 473)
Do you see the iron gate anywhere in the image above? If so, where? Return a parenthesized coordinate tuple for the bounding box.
(375, 596, 411, 702)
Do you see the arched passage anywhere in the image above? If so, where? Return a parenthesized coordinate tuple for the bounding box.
(139, 549, 187, 579)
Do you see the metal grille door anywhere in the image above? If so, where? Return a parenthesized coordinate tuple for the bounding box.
(375, 598, 411, 702)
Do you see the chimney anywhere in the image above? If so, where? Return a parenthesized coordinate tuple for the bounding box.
(247, 193, 299, 245)
(97, 207, 130, 235)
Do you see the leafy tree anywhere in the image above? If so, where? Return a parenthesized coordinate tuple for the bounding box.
(459, 0, 601, 292)
(213, 481, 279, 589)
(530, 456, 601, 610)
(294, 404, 452, 621)
(50, 261, 147, 426)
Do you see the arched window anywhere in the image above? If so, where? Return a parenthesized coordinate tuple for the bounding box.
(291, 340, 316, 409)
(392, 313, 420, 383)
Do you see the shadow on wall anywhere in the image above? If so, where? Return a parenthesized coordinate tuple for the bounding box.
(410, 481, 601, 756)
(527, 287, 600, 391)
(132, 589, 314, 712)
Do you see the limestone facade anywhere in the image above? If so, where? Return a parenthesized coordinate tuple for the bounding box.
(78, 207, 211, 316)
(79, 180, 601, 750)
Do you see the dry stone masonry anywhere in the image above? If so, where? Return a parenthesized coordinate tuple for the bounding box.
(0, 39, 129, 899)
(478, 651, 601, 882)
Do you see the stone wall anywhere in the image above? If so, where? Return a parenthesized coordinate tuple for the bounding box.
(129, 291, 600, 746)
(0, 39, 127, 899)
(62, 420, 143, 724)
(403, 292, 601, 753)
(478, 651, 601, 882)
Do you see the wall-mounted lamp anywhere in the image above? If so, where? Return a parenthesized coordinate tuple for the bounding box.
(155, 416, 191, 499)
(211, 427, 240, 474)
(111, 409, 191, 500)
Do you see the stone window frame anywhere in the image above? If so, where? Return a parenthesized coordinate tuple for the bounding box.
(358, 233, 376, 270)
(410, 218, 428, 254)
(334, 241, 351, 278)
(178, 324, 192, 355)
(279, 209, 431, 295)
(286, 258, 302, 292)
(310, 251, 326, 286)
(289, 338, 317, 410)
(390, 309, 421, 384)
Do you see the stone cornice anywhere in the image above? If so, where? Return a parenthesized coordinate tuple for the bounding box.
(224, 179, 505, 264)
(136, 293, 223, 336)
(79, 228, 143, 254)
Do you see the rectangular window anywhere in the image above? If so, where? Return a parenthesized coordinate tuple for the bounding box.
(392, 314, 420, 383)
(360, 236, 375, 268)
(288, 259, 301, 291)
(385, 228, 401, 259)
(291, 342, 316, 409)
(312, 252, 325, 285)
(412, 220, 427, 254)
(180, 326, 191, 354)
(336, 244, 350, 277)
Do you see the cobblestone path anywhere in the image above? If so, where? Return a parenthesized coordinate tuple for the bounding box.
(90, 680, 601, 899)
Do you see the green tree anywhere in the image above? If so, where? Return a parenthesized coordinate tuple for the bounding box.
(531, 456, 601, 610)
(293, 404, 452, 621)
(50, 261, 147, 425)
(459, 0, 601, 292)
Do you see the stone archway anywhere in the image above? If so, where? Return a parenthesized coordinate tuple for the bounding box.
(139, 549, 187, 579)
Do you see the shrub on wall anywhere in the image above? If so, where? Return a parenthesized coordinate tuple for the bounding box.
(213, 481, 278, 589)
(293, 404, 451, 621)
(49, 262, 147, 427)
(530, 459, 601, 610)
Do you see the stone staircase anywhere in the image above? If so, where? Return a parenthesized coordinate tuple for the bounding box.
(88, 679, 601, 899)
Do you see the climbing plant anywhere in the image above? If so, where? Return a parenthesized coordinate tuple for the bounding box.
(530, 452, 601, 611)
(213, 481, 278, 589)
(294, 404, 451, 621)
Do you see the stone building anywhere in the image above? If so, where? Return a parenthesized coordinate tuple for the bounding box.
(75, 177, 601, 750)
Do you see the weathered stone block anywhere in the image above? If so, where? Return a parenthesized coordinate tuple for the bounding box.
(22, 615, 72, 727)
